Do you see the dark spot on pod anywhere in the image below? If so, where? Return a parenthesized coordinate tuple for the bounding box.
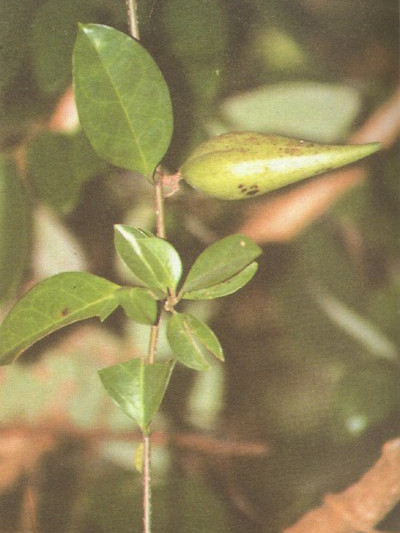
(246, 186, 259, 196)
(238, 184, 245, 189)
(61, 308, 70, 317)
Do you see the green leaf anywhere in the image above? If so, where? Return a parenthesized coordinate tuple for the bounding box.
(0, 157, 31, 303)
(182, 234, 262, 293)
(98, 359, 175, 430)
(0, 272, 120, 365)
(116, 287, 158, 325)
(166, 312, 224, 371)
(184, 262, 258, 300)
(73, 23, 173, 177)
(27, 131, 108, 212)
(32, 0, 101, 94)
(114, 225, 182, 296)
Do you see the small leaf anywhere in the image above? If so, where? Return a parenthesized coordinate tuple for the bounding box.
(0, 273, 120, 365)
(73, 24, 173, 177)
(98, 359, 175, 430)
(116, 287, 158, 325)
(114, 225, 182, 296)
(182, 234, 262, 293)
(184, 261, 258, 300)
(0, 157, 31, 303)
(166, 312, 224, 371)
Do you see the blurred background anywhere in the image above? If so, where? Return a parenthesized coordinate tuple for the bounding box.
(0, 0, 399, 531)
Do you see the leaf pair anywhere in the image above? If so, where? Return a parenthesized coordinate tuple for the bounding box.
(115, 225, 262, 302)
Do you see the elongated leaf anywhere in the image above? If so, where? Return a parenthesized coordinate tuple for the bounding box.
(73, 24, 173, 177)
(0, 157, 31, 303)
(184, 262, 258, 300)
(114, 225, 182, 295)
(116, 287, 158, 325)
(0, 273, 120, 365)
(182, 234, 262, 293)
(98, 359, 175, 430)
(166, 312, 224, 371)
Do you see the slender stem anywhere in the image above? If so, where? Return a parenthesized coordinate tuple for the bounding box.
(125, 0, 140, 40)
(141, 175, 166, 533)
(154, 171, 166, 239)
(147, 313, 161, 365)
(124, 3, 157, 532)
(142, 432, 152, 533)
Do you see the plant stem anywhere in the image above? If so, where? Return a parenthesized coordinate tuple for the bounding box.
(142, 431, 152, 533)
(141, 174, 166, 533)
(154, 171, 166, 239)
(124, 4, 159, 532)
(125, 0, 140, 40)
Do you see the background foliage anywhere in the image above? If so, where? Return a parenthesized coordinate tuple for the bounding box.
(0, 0, 399, 531)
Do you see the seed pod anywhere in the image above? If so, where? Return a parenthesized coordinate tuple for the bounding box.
(180, 132, 381, 200)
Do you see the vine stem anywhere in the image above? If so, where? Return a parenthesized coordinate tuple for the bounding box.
(125, 0, 140, 40)
(123, 3, 161, 532)
(141, 175, 165, 533)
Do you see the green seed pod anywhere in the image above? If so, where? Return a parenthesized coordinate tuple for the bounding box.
(180, 132, 381, 200)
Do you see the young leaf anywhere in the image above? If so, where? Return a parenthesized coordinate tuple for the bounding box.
(114, 225, 182, 296)
(0, 273, 120, 365)
(98, 359, 175, 431)
(0, 157, 31, 303)
(116, 287, 158, 325)
(73, 24, 173, 177)
(183, 262, 258, 300)
(166, 312, 224, 371)
(182, 234, 262, 294)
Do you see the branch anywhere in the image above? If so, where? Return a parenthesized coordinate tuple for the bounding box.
(283, 437, 400, 533)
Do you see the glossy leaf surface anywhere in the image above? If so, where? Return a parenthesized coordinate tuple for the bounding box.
(0, 157, 31, 303)
(98, 359, 175, 430)
(166, 312, 224, 371)
(73, 24, 173, 177)
(182, 234, 262, 293)
(116, 287, 158, 325)
(183, 262, 258, 300)
(0, 273, 120, 365)
(114, 225, 182, 296)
